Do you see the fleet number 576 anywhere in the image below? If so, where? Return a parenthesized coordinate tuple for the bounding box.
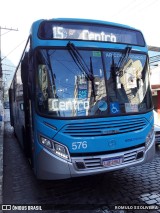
(72, 141, 87, 150)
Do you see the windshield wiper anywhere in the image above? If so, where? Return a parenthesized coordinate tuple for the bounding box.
(111, 47, 131, 89)
(117, 46, 132, 76)
(67, 42, 96, 100)
(67, 42, 94, 81)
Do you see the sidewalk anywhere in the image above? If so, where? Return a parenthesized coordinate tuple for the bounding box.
(0, 117, 4, 204)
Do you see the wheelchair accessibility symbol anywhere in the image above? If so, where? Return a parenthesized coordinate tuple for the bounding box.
(110, 102, 120, 114)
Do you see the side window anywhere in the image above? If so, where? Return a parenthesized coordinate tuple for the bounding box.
(16, 67, 23, 98)
(13, 79, 16, 101)
(38, 65, 48, 100)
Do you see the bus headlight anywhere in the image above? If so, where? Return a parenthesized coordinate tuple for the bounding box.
(40, 136, 53, 148)
(39, 136, 70, 161)
(53, 142, 70, 160)
(145, 127, 154, 150)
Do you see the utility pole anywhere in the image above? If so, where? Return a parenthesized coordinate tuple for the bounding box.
(0, 26, 18, 77)
(0, 26, 18, 106)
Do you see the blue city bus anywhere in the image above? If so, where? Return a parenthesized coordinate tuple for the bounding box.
(9, 18, 155, 180)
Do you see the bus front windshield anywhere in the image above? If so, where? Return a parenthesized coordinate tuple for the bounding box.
(35, 47, 152, 118)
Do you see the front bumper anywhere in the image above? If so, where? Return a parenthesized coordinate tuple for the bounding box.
(36, 136, 155, 180)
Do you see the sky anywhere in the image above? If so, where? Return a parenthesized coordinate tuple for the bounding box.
(0, 0, 160, 68)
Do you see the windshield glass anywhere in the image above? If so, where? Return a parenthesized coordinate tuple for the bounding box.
(35, 48, 152, 118)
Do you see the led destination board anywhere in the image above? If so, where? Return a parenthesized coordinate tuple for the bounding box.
(38, 21, 145, 46)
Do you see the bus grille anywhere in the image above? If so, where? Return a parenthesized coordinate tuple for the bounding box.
(74, 147, 144, 170)
(62, 118, 147, 137)
(83, 151, 138, 168)
(84, 158, 101, 168)
(155, 131, 160, 144)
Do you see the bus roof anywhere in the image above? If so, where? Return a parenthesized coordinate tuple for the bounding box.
(31, 18, 138, 31)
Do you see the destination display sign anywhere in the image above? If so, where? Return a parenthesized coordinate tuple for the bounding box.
(38, 21, 145, 46)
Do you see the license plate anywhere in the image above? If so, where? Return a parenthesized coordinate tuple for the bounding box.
(102, 156, 123, 167)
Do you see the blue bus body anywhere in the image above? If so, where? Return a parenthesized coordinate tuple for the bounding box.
(9, 18, 155, 179)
